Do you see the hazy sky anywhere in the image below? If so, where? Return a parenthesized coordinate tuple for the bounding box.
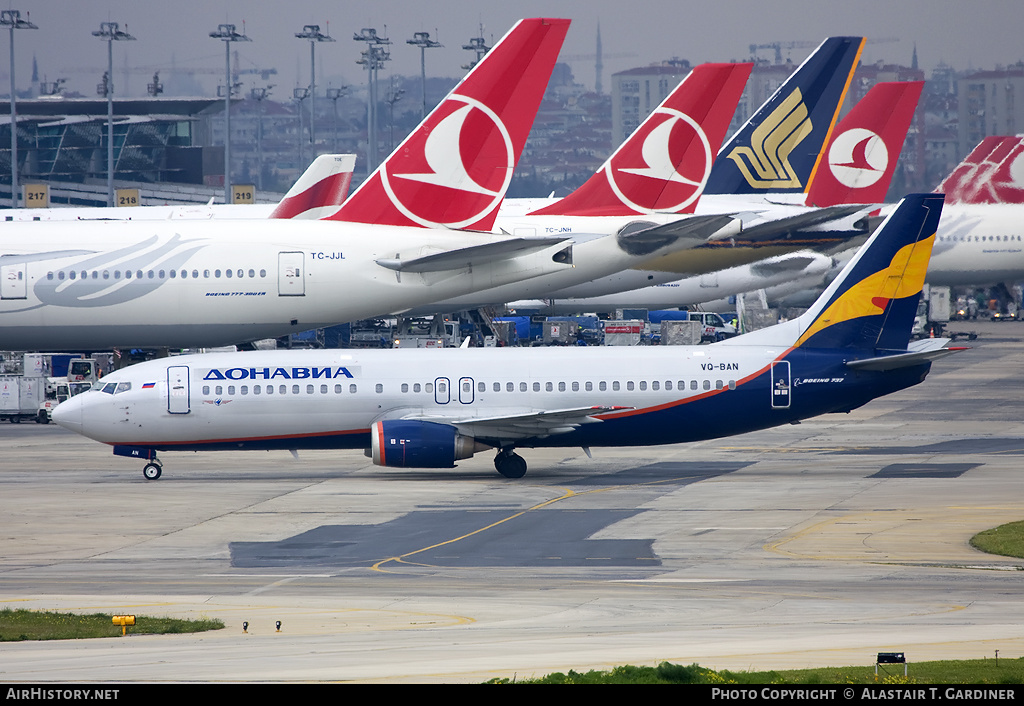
(10, 0, 1024, 99)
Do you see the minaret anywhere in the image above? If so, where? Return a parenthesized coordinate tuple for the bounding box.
(595, 21, 603, 94)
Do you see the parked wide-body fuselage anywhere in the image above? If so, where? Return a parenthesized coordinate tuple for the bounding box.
(0, 218, 568, 349)
(53, 344, 929, 453)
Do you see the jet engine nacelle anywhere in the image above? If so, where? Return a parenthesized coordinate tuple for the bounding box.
(370, 420, 488, 468)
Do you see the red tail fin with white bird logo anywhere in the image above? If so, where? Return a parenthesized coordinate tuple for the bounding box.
(805, 81, 923, 207)
(529, 62, 753, 217)
(328, 18, 570, 231)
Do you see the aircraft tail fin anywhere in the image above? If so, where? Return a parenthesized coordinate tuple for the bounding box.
(328, 18, 570, 230)
(268, 154, 356, 219)
(936, 135, 1024, 204)
(806, 81, 924, 206)
(529, 62, 752, 217)
(790, 193, 943, 351)
(704, 36, 865, 196)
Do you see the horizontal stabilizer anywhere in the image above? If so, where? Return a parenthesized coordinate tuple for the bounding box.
(845, 338, 967, 371)
(619, 214, 739, 244)
(376, 236, 570, 273)
(730, 204, 869, 242)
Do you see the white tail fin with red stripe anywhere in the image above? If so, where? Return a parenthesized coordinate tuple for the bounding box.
(269, 154, 356, 219)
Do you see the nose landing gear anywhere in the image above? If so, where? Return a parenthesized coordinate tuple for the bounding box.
(142, 461, 163, 480)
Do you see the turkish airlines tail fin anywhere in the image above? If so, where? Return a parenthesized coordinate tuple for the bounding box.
(329, 18, 570, 230)
(936, 135, 1024, 204)
(806, 81, 924, 207)
(268, 154, 356, 219)
(529, 62, 752, 217)
(792, 193, 942, 352)
(704, 36, 865, 197)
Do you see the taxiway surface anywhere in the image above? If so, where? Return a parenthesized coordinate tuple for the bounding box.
(1, 321, 1022, 682)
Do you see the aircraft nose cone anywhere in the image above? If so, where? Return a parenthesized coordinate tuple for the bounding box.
(51, 397, 82, 433)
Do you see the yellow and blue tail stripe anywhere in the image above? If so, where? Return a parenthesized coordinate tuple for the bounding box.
(795, 193, 942, 351)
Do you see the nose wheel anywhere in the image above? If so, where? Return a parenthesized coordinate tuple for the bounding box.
(494, 447, 527, 479)
(143, 461, 163, 480)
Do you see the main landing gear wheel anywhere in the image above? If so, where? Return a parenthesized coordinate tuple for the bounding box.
(494, 448, 527, 479)
(143, 462, 162, 481)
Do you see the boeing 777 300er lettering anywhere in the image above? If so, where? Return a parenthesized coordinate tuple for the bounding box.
(53, 194, 962, 481)
(0, 18, 574, 351)
(1, 154, 356, 221)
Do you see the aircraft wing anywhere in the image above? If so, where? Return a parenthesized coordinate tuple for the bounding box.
(405, 405, 632, 442)
(722, 204, 871, 242)
(845, 338, 968, 371)
(750, 253, 828, 277)
(375, 236, 571, 273)
(616, 214, 739, 256)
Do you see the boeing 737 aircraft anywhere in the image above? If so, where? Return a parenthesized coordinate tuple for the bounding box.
(0, 18, 574, 350)
(53, 194, 961, 481)
(1, 154, 356, 221)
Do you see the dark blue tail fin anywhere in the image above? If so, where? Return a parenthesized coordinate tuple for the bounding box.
(704, 36, 865, 196)
(792, 193, 943, 352)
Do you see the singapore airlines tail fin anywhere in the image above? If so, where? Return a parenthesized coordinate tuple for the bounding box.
(937, 135, 1024, 204)
(329, 18, 570, 231)
(268, 154, 356, 219)
(704, 36, 865, 197)
(726, 193, 943, 353)
(806, 81, 924, 207)
(528, 62, 752, 217)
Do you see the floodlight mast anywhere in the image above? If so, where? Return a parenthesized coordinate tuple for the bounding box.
(407, 30, 441, 119)
(92, 20, 133, 208)
(209, 23, 250, 205)
(353, 27, 390, 173)
(295, 24, 334, 154)
(1, 10, 36, 208)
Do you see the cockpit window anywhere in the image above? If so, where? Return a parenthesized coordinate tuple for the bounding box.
(116, 382, 132, 393)
(100, 382, 132, 394)
(101, 382, 117, 394)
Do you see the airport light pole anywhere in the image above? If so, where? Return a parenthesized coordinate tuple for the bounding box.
(326, 85, 347, 153)
(92, 21, 134, 208)
(209, 23, 250, 205)
(293, 87, 309, 168)
(461, 25, 490, 70)
(406, 30, 441, 119)
(295, 24, 334, 155)
(2, 10, 36, 208)
(250, 86, 272, 190)
(353, 27, 390, 173)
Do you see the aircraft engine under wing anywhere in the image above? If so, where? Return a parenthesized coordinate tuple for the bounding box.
(376, 236, 572, 273)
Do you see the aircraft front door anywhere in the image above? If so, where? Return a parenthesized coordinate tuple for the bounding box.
(771, 361, 791, 409)
(278, 251, 305, 296)
(167, 366, 191, 414)
(434, 377, 450, 405)
(1, 261, 27, 300)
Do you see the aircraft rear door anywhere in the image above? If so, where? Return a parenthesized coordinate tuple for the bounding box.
(167, 366, 191, 414)
(1, 261, 27, 299)
(771, 361, 791, 409)
(278, 251, 305, 296)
